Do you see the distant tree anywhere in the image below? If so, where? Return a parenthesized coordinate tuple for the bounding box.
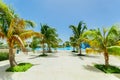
(40, 24, 60, 55)
(30, 37, 40, 52)
(69, 21, 87, 55)
(69, 36, 78, 52)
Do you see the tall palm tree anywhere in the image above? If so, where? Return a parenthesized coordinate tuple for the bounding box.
(83, 26, 119, 66)
(0, 18, 42, 67)
(0, 1, 42, 67)
(40, 24, 49, 55)
(69, 21, 87, 55)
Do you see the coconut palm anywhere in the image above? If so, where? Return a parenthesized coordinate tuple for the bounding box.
(69, 21, 87, 55)
(0, 1, 42, 67)
(0, 18, 41, 67)
(40, 24, 60, 54)
(83, 26, 119, 66)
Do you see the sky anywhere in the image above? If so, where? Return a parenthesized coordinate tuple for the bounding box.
(3, 0, 120, 42)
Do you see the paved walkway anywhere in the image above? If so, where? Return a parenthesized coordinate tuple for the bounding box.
(0, 51, 120, 80)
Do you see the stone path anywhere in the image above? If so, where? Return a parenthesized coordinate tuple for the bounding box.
(0, 51, 120, 80)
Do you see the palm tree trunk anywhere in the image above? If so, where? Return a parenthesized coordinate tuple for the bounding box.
(104, 48, 109, 67)
(42, 43, 45, 55)
(48, 44, 52, 53)
(78, 45, 82, 56)
(79, 46, 82, 54)
(73, 47, 75, 52)
(9, 47, 17, 67)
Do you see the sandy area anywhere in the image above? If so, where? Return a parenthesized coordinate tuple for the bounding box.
(0, 51, 120, 80)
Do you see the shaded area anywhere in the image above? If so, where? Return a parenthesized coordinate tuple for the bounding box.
(83, 65, 102, 73)
(84, 55, 100, 58)
(114, 74, 120, 79)
(29, 54, 58, 59)
(70, 52, 100, 61)
(29, 55, 40, 59)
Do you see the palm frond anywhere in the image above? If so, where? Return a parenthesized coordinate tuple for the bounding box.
(25, 20, 36, 28)
(106, 25, 118, 44)
(20, 30, 42, 40)
(78, 21, 83, 33)
(11, 35, 24, 48)
(81, 24, 87, 34)
(7, 18, 14, 37)
(69, 25, 78, 37)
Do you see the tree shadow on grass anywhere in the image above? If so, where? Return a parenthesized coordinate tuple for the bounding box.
(0, 64, 14, 80)
(83, 65, 102, 73)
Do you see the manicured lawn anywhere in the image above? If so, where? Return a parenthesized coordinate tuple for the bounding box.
(6, 63, 33, 72)
(94, 64, 120, 73)
(0, 52, 9, 61)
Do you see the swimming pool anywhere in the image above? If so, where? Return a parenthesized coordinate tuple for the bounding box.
(35, 47, 72, 51)
(35, 47, 85, 51)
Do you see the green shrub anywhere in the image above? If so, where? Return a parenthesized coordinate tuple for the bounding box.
(94, 64, 120, 73)
(6, 63, 33, 72)
(0, 52, 9, 61)
(108, 46, 120, 56)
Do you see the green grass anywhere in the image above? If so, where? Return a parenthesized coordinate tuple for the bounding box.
(94, 64, 120, 73)
(6, 63, 33, 72)
(0, 52, 9, 61)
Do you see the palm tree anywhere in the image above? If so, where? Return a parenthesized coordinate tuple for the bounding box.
(83, 26, 119, 66)
(0, 18, 42, 67)
(0, 1, 42, 67)
(40, 24, 60, 54)
(69, 21, 87, 55)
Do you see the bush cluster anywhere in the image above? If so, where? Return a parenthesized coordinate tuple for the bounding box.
(0, 52, 9, 61)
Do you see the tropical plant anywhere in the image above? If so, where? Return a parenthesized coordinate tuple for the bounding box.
(0, 1, 42, 67)
(30, 37, 40, 52)
(69, 21, 87, 55)
(83, 26, 119, 66)
(64, 41, 70, 47)
(69, 36, 78, 52)
(40, 24, 60, 54)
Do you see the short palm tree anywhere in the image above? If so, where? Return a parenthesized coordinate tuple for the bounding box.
(69, 21, 87, 55)
(83, 26, 119, 66)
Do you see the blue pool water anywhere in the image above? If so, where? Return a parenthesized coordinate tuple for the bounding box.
(35, 47, 86, 51)
(35, 47, 73, 51)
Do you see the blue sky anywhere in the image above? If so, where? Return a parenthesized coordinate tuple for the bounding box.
(3, 0, 120, 42)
